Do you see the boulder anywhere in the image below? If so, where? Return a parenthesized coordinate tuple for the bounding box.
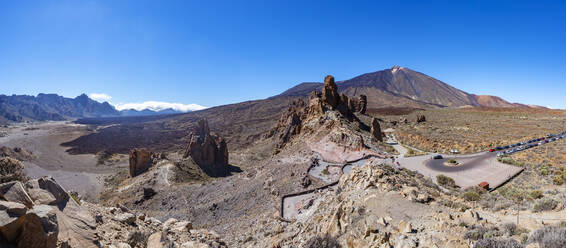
(0, 201, 27, 242)
(0, 181, 33, 208)
(147, 232, 168, 248)
(370, 118, 383, 142)
(18, 205, 59, 248)
(26, 177, 97, 248)
(129, 148, 153, 177)
(114, 213, 136, 225)
(321, 75, 340, 108)
(416, 115, 426, 123)
(183, 119, 230, 174)
(25, 177, 69, 205)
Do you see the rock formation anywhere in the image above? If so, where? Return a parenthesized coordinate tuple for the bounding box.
(183, 119, 229, 174)
(271, 75, 379, 152)
(370, 117, 383, 141)
(358, 94, 367, 114)
(348, 95, 367, 114)
(417, 114, 426, 123)
(321, 75, 340, 108)
(129, 148, 153, 177)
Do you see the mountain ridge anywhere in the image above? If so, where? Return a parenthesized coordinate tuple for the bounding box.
(0, 93, 187, 123)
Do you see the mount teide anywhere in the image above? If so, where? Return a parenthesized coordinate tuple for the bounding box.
(280, 65, 536, 109)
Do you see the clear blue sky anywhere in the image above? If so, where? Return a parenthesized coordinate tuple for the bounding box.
(1, 0, 565, 108)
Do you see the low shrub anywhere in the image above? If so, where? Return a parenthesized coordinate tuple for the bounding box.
(502, 223, 517, 236)
(473, 238, 522, 248)
(437, 174, 456, 188)
(529, 190, 544, 200)
(463, 191, 481, 202)
(304, 234, 341, 248)
(532, 198, 558, 212)
(528, 226, 566, 248)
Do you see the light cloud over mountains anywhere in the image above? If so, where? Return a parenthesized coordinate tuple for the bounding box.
(89, 93, 207, 112)
(113, 101, 207, 112)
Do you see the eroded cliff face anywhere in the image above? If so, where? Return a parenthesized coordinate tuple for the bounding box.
(183, 119, 229, 175)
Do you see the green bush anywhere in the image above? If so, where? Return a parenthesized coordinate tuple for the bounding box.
(437, 174, 456, 188)
(530, 190, 544, 200)
(463, 191, 481, 202)
(553, 175, 564, 185)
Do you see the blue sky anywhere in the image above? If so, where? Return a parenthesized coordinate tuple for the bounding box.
(1, 0, 565, 109)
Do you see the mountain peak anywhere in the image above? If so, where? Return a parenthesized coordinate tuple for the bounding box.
(390, 65, 405, 73)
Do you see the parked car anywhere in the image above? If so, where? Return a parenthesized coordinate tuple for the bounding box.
(433, 155, 443, 159)
(496, 146, 503, 150)
(489, 148, 496, 152)
(497, 152, 504, 157)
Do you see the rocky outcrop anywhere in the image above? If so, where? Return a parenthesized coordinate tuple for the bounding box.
(370, 118, 383, 141)
(0, 157, 26, 184)
(129, 148, 153, 177)
(321, 75, 340, 108)
(0, 147, 34, 161)
(417, 114, 426, 123)
(347, 95, 367, 114)
(271, 75, 381, 153)
(183, 119, 229, 174)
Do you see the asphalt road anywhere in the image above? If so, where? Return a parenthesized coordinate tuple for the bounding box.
(424, 152, 496, 172)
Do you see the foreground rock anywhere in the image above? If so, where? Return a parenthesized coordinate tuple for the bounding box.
(183, 119, 229, 175)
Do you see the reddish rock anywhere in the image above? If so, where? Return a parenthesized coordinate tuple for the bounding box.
(321, 75, 340, 108)
(183, 119, 229, 169)
(129, 148, 153, 177)
(370, 118, 383, 142)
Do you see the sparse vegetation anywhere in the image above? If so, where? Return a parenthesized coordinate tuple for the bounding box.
(473, 238, 522, 248)
(529, 190, 544, 200)
(304, 234, 341, 248)
(532, 198, 558, 212)
(436, 174, 456, 188)
(463, 191, 481, 202)
(528, 226, 566, 248)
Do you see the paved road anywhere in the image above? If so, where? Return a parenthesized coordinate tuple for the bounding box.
(388, 136, 523, 189)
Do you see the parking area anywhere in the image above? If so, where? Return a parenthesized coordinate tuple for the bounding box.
(493, 131, 566, 157)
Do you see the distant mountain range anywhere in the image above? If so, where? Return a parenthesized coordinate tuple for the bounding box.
(1, 66, 546, 124)
(279, 65, 545, 109)
(0, 93, 184, 123)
